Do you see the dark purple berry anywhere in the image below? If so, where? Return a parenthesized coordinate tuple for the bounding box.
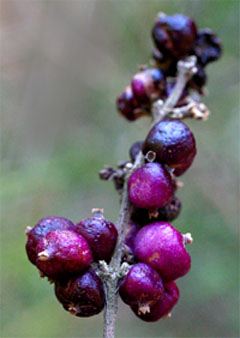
(55, 270, 104, 317)
(75, 210, 118, 262)
(189, 65, 207, 94)
(152, 48, 178, 77)
(131, 281, 179, 321)
(116, 86, 148, 121)
(36, 230, 93, 279)
(124, 221, 140, 252)
(128, 163, 174, 209)
(131, 196, 182, 225)
(25, 216, 75, 265)
(194, 28, 222, 66)
(119, 263, 164, 311)
(131, 68, 166, 103)
(142, 119, 197, 176)
(152, 13, 197, 59)
(129, 141, 143, 162)
(134, 222, 191, 281)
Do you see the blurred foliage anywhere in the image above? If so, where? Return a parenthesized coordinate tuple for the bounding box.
(1, 0, 239, 337)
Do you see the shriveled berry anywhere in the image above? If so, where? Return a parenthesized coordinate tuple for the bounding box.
(131, 281, 179, 321)
(152, 13, 197, 59)
(55, 270, 104, 317)
(36, 230, 93, 279)
(131, 68, 166, 103)
(75, 211, 118, 262)
(116, 86, 148, 121)
(131, 196, 182, 225)
(119, 263, 164, 311)
(25, 216, 75, 265)
(142, 119, 196, 176)
(194, 28, 222, 66)
(134, 222, 191, 281)
(128, 163, 174, 209)
(129, 141, 143, 162)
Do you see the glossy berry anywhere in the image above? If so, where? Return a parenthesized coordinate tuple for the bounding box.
(152, 13, 197, 59)
(116, 86, 147, 121)
(134, 222, 191, 281)
(131, 281, 179, 321)
(36, 230, 93, 279)
(25, 216, 75, 265)
(142, 119, 196, 176)
(119, 263, 164, 311)
(131, 196, 182, 225)
(128, 162, 174, 209)
(75, 210, 118, 262)
(129, 141, 143, 162)
(194, 28, 222, 66)
(131, 68, 166, 103)
(55, 270, 104, 317)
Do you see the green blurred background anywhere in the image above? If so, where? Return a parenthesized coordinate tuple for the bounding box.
(1, 0, 239, 337)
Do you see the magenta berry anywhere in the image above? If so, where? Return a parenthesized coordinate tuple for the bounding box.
(116, 86, 147, 121)
(119, 263, 164, 310)
(75, 211, 118, 262)
(134, 222, 191, 281)
(36, 230, 93, 279)
(124, 221, 140, 252)
(25, 216, 75, 265)
(55, 270, 104, 317)
(194, 28, 222, 66)
(142, 119, 196, 176)
(152, 13, 197, 59)
(131, 68, 166, 103)
(128, 162, 173, 209)
(131, 281, 179, 321)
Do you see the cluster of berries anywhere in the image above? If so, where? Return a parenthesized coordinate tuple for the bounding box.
(117, 13, 222, 121)
(25, 210, 118, 317)
(25, 12, 222, 328)
(117, 117, 195, 321)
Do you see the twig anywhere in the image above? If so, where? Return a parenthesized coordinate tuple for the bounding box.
(102, 56, 198, 338)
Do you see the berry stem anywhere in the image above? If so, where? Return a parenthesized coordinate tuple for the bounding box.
(102, 56, 197, 338)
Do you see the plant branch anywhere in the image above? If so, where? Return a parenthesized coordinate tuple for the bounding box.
(101, 56, 198, 338)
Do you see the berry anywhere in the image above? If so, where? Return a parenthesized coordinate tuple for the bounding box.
(36, 230, 93, 279)
(75, 210, 118, 262)
(134, 222, 191, 281)
(189, 65, 207, 94)
(25, 216, 75, 265)
(124, 221, 140, 252)
(119, 263, 164, 311)
(194, 28, 222, 66)
(152, 13, 197, 59)
(128, 162, 174, 209)
(116, 86, 147, 121)
(152, 48, 177, 77)
(55, 270, 104, 317)
(131, 196, 182, 225)
(131, 68, 166, 103)
(142, 119, 196, 176)
(129, 141, 143, 162)
(131, 281, 179, 321)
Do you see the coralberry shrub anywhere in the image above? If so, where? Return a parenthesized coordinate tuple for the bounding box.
(25, 12, 222, 338)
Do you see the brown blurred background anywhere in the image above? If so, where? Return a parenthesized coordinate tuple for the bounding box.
(1, 0, 239, 337)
